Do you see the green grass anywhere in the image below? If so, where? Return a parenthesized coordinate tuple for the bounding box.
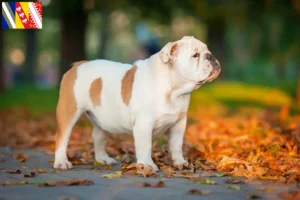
(190, 81, 294, 109)
(0, 86, 59, 114)
(0, 81, 298, 115)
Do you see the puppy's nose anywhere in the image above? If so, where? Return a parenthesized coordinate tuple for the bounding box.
(205, 53, 213, 60)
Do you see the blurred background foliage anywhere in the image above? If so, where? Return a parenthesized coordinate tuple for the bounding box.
(0, 0, 299, 113)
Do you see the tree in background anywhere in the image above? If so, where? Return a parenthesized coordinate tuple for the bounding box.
(94, 0, 123, 59)
(59, 0, 87, 80)
(24, 30, 37, 84)
(0, 30, 3, 93)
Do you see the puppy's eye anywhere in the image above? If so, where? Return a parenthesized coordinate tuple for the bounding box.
(192, 52, 200, 58)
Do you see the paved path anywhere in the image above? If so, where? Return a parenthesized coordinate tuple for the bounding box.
(0, 147, 297, 200)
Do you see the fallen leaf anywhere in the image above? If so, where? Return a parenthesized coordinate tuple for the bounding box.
(227, 185, 240, 190)
(14, 152, 28, 163)
(216, 156, 248, 172)
(160, 166, 176, 178)
(21, 166, 29, 169)
(38, 179, 94, 187)
(201, 171, 225, 177)
(6, 169, 22, 174)
(188, 189, 211, 195)
(126, 163, 156, 177)
(286, 174, 300, 184)
(68, 157, 85, 165)
(48, 160, 54, 165)
(216, 173, 226, 177)
(279, 190, 300, 200)
(104, 165, 112, 170)
(151, 180, 165, 187)
(247, 193, 261, 199)
(259, 187, 274, 192)
(102, 171, 122, 179)
(199, 179, 217, 185)
(24, 172, 36, 178)
(35, 168, 48, 173)
(137, 182, 151, 187)
(5, 180, 28, 185)
(171, 171, 200, 179)
(93, 161, 104, 167)
(225, 178, 245, 184)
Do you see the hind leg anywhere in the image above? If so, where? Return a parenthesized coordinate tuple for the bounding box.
(92, 126, 117, 165)
(54, 109, 82, 170)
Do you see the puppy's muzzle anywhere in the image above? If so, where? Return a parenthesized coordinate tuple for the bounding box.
(198, 59, 221, 85)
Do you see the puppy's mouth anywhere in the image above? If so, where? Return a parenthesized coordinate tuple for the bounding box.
(197, 67, 221, 85)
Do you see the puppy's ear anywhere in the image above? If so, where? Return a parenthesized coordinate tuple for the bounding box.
(159, 42, 179, 64)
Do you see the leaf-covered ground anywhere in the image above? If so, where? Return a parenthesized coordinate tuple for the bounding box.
(0, 82, 299, 185)
(0, 106, 299, 184)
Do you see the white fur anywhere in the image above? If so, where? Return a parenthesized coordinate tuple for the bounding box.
(54, 36, 221, 170)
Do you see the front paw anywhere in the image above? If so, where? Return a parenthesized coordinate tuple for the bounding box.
(54, 159, 73, 170)
(96, 156, 117, 165)
(138, 160, 159, 171)
(173, 158, 189, 169)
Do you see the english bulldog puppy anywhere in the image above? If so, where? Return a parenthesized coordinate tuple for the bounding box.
(54, 36, 221, 171)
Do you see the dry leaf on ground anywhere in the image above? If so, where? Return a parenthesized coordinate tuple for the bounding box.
(126, 163, 156, 177)
(227, 185, 240, 190)
(197, 179, 217, 185)
(171, 171, 200, 179)
(151, 180, 165, 187)
(6, 169, 22, 174)
(160, 166, 176, 178)
(35, 168, 48, 173)
(1, 105, 299, 182)
(102, 171, 122, 179)
(137, 181, 165, 188)
(13, 152, 28, 163)
(247, 193, 261, 199)
(38, 178, 94, 187)
(137, 182, 151, 187)
(3, 180, 28, 185)
(225, 178, 245, 184)
(24, 172, 36, 178)
(279, 190, 300, 200)
(188, 189, 211, 195)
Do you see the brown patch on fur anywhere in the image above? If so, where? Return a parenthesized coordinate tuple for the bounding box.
(121, 65, 137, 106)
(55, 61, 87, 149)
(89, 78, 102, 107)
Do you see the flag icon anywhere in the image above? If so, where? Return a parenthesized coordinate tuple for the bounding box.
(2, 2, 42, 29)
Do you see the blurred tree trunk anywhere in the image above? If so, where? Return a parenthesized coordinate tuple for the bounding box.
(24, 30, 37, 84)
(297, 68, 300, 105)
(0, 30, 4, 93)
(98, 8, 110, 59)
(207, 17, 226, 78)
(60, 0, 86, 81)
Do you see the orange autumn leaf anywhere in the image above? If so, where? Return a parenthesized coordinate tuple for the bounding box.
(126, 163, 156, 177)
(216, 156, 248, 172)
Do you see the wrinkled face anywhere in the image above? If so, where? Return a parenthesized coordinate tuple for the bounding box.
(159, 36, 221, 86)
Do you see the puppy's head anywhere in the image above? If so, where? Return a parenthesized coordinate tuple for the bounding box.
(159, 36, 221, 86)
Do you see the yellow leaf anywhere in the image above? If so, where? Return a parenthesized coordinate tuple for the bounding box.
(93, 161, 104, 167)
(102, 171, 122, 179)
